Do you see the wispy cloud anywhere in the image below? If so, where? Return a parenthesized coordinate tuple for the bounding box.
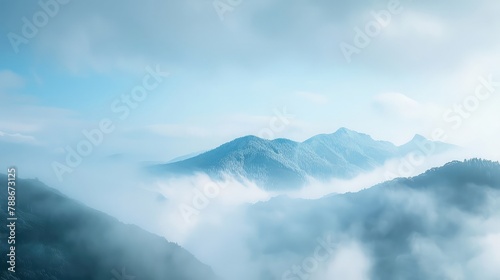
(0, 70, 25, 90)
(0, 130, 38, 145)
(371, 92, 441, 120)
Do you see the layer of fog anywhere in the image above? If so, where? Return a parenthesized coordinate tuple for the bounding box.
(3, 144, 500, 280)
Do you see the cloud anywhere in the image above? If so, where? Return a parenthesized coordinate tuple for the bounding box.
(372, 92, 421, 117)
(467, 233, 500, 278)
(321, 242, 372, 280)
(371, 92, 442, 120)
(386, 12, 448, 39)
(0, 104, 76, 134)
(0, 130, 38, 145)
(37, 15, 150, 74)
(0, 71, 80, 137)
(6, 0, 494, 76)
(0, 70, 24, 90)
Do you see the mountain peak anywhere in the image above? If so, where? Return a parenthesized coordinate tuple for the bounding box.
(303, 128, 368, 144)
(219, 135, 267, 150)
(334, 127, 358, 135)
(226, 135, 268, 145)
(331, 127, 375, 142)
(410, 134, 428, 142)
(234, 135, 262, 142)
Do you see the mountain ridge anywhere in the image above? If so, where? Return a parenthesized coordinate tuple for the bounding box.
(150, 128, 456, 190)
(243, 158, 500, 279)
(0, 175, 220, 280)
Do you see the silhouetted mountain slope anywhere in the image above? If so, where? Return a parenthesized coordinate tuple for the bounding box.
(150, 128, 455, 189)
(0, 176, 219, 280)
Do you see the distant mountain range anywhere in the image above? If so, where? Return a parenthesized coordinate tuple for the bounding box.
(149, 128, 454, 189)
(0, 176, 219, 280)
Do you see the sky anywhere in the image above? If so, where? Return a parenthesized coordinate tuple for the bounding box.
(1, 0, 500, 184)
